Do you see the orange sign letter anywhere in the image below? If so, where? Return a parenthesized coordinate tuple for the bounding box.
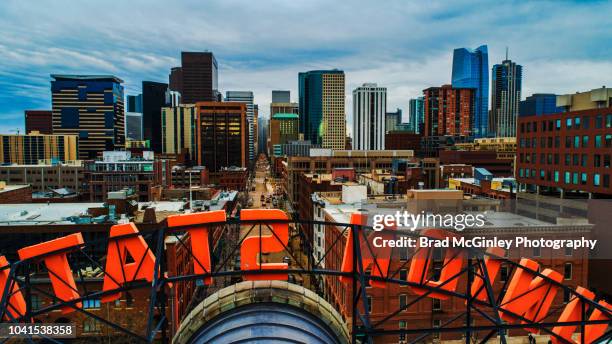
(0, 256, 26, 320)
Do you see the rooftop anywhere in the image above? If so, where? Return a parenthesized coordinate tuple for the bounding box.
(51, 74, 124, 83)
(0, 184, 30, 193)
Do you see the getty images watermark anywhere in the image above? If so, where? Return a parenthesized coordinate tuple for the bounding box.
(370, 210, 597, 250)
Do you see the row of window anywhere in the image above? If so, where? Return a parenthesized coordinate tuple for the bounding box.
(519, 169, 611, 187)
(519, 153, 611, 168)
(520, 114, 612, 133)
(519, 134, 612, 149)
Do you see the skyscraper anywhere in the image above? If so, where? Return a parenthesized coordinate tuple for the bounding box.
(225, 91, 255, 162)
(272, 90, 291, 103)
(423, 85, 475, 137)
(385, 109, 402, 133)
(196, 101, 247, 171)
(490, 59, 522, 137)
(51, 74, 125, 159)
(408, 97, 425, 133)
(352, 83, 386, 150)
(170, 52, 219, 104)
(142, 81, 169, 153)
(257, 116, 268, 157)
(161, 104, 197, 163)
(125, 94, 143, 141)
(270, 113, 299, 157)
(451, 45, 489, 137)
(298, 70, 345, 150)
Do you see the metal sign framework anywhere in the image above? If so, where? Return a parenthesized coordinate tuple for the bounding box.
(0, 215, 611, 344)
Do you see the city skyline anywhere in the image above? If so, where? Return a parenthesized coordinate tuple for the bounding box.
(0, 0, 611, 135)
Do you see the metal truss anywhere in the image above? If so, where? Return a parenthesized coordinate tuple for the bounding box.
(1, 216, 611, 343)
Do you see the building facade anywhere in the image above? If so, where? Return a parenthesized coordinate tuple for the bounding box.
(257, 116, 268, 157)
(451, 45, 489, 137)
(225, 91, 256, 163)
(171, 52, 219, 103)
(516, 107, 612, 197)
(25, 110, 53, 134)
(0, 132, 78, 165)
(423, 85, 475, 137)
(269, 113, 299, 157)
(385, 108, 402, 133)
(298, 70, 346, 150)
(51, 75, 125, 160)
(491, 59, 523, 137)
(556, 86, 612, 112)
(520, 93, 561, 117)
(353, 83, 387, 150)
(125, 112, 143, 141)
(142, 81, 169, 153)
(161, 104, 197, 164)
(0, 162, 84, 194)
(196, 101, 247, 172)
(408, 97, 424, 133)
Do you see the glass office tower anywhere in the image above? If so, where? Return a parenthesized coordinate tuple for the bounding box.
(451, 45, 489, 138)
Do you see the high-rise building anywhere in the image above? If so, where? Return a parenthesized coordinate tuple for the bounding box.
(171, 52, 219, 104)
(385, 109, 401, 133)
(161, 104, 197, 163)
(408, 97, 425, 133)
(298, 70, 345, 150)
(423, 85, 475, 137)
(270, 113, 299, 157)
(520, 94, 562, 117)
(196, 101, 247, 171)
(352, 83, 386, 150)
(142, 81, 169, 153)
(25, 110, 53, 134)
(126, 94, 143, 113)
(272, 90, 291, 103)
(257, 116, 268, 157)
(51, 74, 125, 160)
(225, 91, 256, 162)
(490, 59, 522, 137)
(125, 112, 143, 141)
(0, 132, 78, 165)
(451, 45, 489, 137)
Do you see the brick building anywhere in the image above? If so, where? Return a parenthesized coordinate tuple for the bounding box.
(423, 85, 475, 137)
(516, 107, 612, 197)
(25, 110, 53, 134)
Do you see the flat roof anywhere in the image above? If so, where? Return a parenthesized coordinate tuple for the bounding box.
(0, 184, 30, 193)
(51, 74, 124, 83)
(0, 203, 104, 225)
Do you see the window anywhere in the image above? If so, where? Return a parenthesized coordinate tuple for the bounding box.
(399, 248, 408, 261)
(604, 174, 610, 187)
(556, 119, 561, 130)
(78, 87, 87, 101)
(605, 155, 611, 168)
(574, 136, 580, 148)
(60, 107, 79, 128)
(79, 131, 88, 139)
(583, 116, 589, 129)
(564, 263, 572, 280)
(399, 294, 407, 310)
(596, 115, 603, 128)
(595, 135, 602, 148)
(366, 296, 372, 313)
(555, 136, 560, 148)
(500, 265, 508, 282)
(574, 116, 581, 128)
(565, 136, 571, 148)
(607, 114, 612, 128)
(83, 298, 101, 309)
(573, 154, 579, 166)
(399, 269, 407, 281)
(594, 174, 601, 186)
(554, 171, 559, 182)
(565, 154, 571, 166)
(581, 154, 588, 167)
(605, 134, 612, 148)
(582, 135, 589, 147)
(563, 289, 571, 304)
(581, 173, 587, 185)
(365, 270, 372, 287)
(399, 321, 407, 341)
(31, 294, 42, 310)
(433, 320, 441, 339)
(83, 318, 101, 333)
(566, 118, 572, 128)
(595, 155, 601, 167)
(533, 246, 541, 257)
(432, 298, 442, 311)
(104, 92, 114, 105)
(573, 172, 579, 185)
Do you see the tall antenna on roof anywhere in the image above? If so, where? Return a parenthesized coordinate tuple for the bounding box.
(505, 46, 509, 60)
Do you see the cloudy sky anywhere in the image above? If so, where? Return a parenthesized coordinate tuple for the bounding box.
(0, 0, 610, 134)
